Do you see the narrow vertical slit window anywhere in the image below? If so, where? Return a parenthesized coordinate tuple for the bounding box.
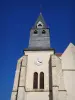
(40, 72, 44, 89)
(33, 72, 38, 89)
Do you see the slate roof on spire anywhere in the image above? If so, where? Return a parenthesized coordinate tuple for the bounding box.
(33, 13, 48, 28)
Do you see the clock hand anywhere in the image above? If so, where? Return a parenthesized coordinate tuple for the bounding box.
(38, 60, 42, 63)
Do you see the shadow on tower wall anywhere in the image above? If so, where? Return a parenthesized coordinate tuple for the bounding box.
(49, 55, 53, 100)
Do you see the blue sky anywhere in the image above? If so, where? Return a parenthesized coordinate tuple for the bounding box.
(0, 0, 75, 100)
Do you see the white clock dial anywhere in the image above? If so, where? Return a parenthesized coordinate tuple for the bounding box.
(34, 58, 43, 66)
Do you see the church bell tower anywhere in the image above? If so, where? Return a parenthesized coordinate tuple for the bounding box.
(11, 13, 67, 100)
(29, 13, 50, 49)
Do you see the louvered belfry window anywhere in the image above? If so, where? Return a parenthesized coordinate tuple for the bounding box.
(40, 72, 44, 89)
(33, 72, 38, 89)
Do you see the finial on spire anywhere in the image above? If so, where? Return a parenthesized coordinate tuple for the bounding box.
(40, 4, 42, 14)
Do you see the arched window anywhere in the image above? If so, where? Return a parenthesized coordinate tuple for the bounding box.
(40, 72, 44, 89)
(33, 72, 38, 89)
(42, 30, 46, 34)
(34, 30, 38, 34)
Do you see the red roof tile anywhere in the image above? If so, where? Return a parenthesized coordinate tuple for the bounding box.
(55, 53, 62, 56)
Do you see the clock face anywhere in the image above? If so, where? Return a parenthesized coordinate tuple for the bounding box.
(34, 57, 43, 66)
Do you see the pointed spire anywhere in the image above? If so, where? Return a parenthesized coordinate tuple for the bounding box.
(33, 13, 47, 28)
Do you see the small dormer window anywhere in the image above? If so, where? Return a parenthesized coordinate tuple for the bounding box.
(42, 30, 46, 34)
(37, 21, 43, 28)
(38, 24, 42, 27)
(34, 30, 37, 34)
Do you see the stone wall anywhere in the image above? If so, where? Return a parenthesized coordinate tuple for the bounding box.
(61, 43, 75, 100)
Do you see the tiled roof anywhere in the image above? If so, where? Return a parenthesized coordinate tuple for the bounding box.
(55, 53, 62, 57)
